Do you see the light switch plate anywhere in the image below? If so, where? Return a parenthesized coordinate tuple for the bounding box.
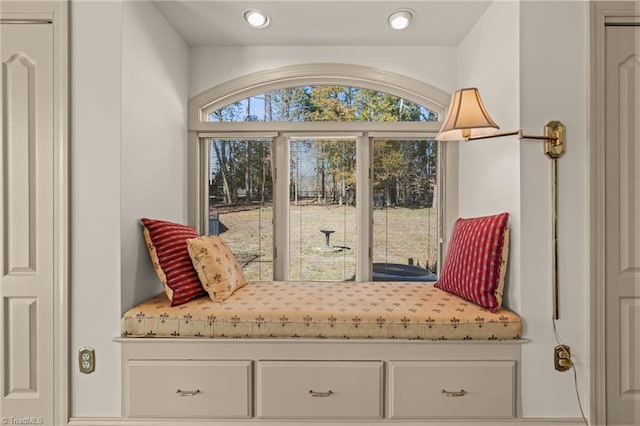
(79, 347, 95, 374)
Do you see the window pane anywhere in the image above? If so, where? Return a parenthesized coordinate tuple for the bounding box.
(289, 139, 356, 281)
(207, 86, 438, 123)
(373, 139, 439, 281)
(207, 139, 273, 281)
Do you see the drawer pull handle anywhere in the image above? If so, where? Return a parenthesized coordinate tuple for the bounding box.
(441, 389, 467, 397)
(176, 389, 200, 396)
(309, 390, 333, 397)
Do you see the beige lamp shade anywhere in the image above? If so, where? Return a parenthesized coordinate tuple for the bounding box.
(435, 87, 500, 141)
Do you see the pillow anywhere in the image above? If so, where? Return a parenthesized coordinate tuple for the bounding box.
(141, 218, 206, 306)
(435, 212, 510, 312)
(186, 235, 248, 302)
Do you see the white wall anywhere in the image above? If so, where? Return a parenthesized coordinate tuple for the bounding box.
(71, 0, 123, 417)
(519, 1, 589, 417)
(190, 46, 458, 98)
(456, 1, 521, 311)
(70, 0, 590, 419)
(120, 0, 189, 313)
(456, 0, 589, 418)
(71, 0, 189, 417)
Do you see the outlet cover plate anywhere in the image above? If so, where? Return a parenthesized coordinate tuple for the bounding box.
(554, 344, 571, 372)
(79, 347, 95, 374)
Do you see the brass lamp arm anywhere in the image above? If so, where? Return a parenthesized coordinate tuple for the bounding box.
(521, 134, 559, 141)
(465, 121, 565, 160)
(465, 121, 566, 320)
(465, 130, 522, 141)
(465, 130, 559, 141)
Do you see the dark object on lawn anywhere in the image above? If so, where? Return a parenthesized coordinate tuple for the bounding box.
(373, 263, 438, 282)
(319, 228, 335, 247)
(316, 228, 344, 252)
(209, 212, 228, 235)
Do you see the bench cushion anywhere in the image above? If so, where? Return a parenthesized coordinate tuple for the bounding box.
(121, 282, 522, 340)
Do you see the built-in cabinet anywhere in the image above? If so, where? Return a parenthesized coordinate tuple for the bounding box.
(127, 360, 253, 418)
(388, 361, 516, 419)
(120, 339, 523, 424)
(257, 361, 384, 419)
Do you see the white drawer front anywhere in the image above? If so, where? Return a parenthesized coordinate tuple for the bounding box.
(389, 360, 515, 419)
(126, 360, 252, 418)
(257, 361, 383, 419)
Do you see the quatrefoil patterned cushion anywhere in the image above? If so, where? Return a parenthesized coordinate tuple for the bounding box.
(187, 235, 247, 302)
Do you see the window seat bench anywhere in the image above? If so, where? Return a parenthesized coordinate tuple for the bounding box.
(120, 281, 522, 340)
(117, 282, 525, 424)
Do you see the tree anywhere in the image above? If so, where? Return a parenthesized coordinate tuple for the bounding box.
(373, 140, 402, 206)
(211, 141, 234, 204)
(209, 85, 438, 208)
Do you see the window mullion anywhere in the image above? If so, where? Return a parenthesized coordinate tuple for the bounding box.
(201, 139, 211, 235)
(355, 134, 372, 282)
(440, 139, 458, 274)
(272, 134, 290, 280)
(188, 132, 204, 232)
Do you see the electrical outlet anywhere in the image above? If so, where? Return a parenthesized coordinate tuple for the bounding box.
(554, 344, 571, 372)
(79, 347, 95, 374)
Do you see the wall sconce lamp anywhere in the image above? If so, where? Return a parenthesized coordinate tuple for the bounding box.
(436, 87, 565, 319)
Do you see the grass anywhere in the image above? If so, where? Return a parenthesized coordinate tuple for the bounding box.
(216, 204, 438, 281)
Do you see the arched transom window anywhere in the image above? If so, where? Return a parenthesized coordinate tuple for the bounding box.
(188, 64, 454, 283)
(208, 86, 438, 123)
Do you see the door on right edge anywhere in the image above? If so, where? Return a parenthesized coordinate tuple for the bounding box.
(605, 22, 640, 426)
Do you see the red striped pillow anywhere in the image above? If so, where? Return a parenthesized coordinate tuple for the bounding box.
(435, 213, 510, 312)
(141, 218, 206, 306)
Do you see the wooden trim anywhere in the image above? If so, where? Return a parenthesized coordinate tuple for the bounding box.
(198, 132, 278, 139)
(272, 135, 288, 280)
(441, 140, 458, 265)
(53, 1, 70, 425)
(605, 16, 640, 25)
(590, 4, 606, 425)
(188, 63, 450, 128)
(355, 135, 372, 281)
(189, 120, 443, 133)
(67, 417, 588, 426)
(0, 10, 53, 20)
(186, 131, 201, 231)
(589, 3, 639, 425)
(1, 1, 71, 424)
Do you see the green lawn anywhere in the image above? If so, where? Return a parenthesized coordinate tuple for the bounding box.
(217, 205, 438, 281)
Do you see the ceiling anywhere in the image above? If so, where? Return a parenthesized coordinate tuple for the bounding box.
(153, 1, 493, 47)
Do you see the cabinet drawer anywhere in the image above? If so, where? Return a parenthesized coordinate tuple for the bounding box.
(257, 361, 383, 419)
(389, 361, 515, 419)
(125, 360, 252, 418)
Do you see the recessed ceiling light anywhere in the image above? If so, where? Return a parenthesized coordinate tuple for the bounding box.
(388, 10, 412, 30)
(244, 9, 270, 29)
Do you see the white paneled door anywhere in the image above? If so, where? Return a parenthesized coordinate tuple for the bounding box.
(605, 22, 640, 426)
(0, 7, 57, 425)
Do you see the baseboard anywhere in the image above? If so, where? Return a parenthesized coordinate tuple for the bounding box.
(67, 417, 587, 426)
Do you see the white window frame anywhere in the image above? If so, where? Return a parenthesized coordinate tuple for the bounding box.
(188, 64, 458, 281)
